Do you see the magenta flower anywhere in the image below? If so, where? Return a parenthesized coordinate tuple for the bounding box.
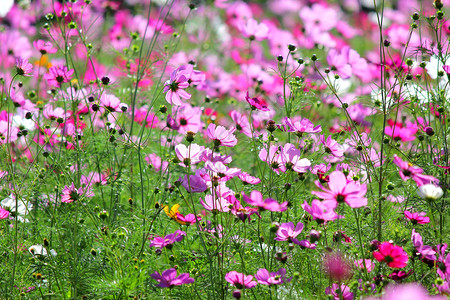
(245, 92, 270, 111)
(225, 271, 257, 289)
(322, 252, 353, 282)
(274, 221, 304, 242)
(373, 242, 409, 268)
(283, 117, 322, 137)
(312, 171, 367, 208)
(169, 103, 203, 134)
(230, 110, 252, 138)
(163, 68, 191, 106)
(259, 145, 284, 174)
(150, 268, 194, 288)
(15, 58, 33, 76)
(207, 123, 237, 148)
(242, 190, 288, 212)
(0, 207, 10, 219)
(404, 211, 430, 225)
(255, 268, 291, 285)
(44, 66, 74, 87)
(200, 195, 232, 213)
(238, 18, 269, 41)
(320, 135, 344, 157)
(149, 230, 186, 250)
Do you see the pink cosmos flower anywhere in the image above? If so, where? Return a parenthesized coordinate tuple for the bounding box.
(404, 211, 430, 225)
(354, 259, 375, 273)
(301, 199, 341, 223)
(0, 120, 18, 144)
(163, 67, 191, 106)
(312, 171, 367, 208)
(255, 268, 291, 285)
(61, 183, 94, 203)
(245, 92, 270, 111)
(180, 173, 208, 193)
(238, 172, 261, 185)
(206, 123, 237, 148)
(436, 244, 450, 281)
(150, 268, 194, 288)
(149, 230, 186, 250)
(200, 195, 232, 213)
(274, 222, 304, 242)
(44, 66, 74, 87)
(238, 18, 269, 41)
(242, 190, 288, 212)
(169, 103, 202, 134)
(393, 155, 438, 186)
(279, 143, 311, 173)
(411, 229, 436, 261)
(373, 242, 409, 268)
(320, 135, 344, 157)
(33, 40, 57, 55)
(15, 58, 33, 76)
(145, 153, 169, 172)
(225, 271, 257, 289)
(325, 283, 353, 300)
(205, 161, 241, 180)
(175, 143, 204, 167)
(385, 121, 418, 142)
(230, 110, 252, 138)
(283, 117, 322, 137)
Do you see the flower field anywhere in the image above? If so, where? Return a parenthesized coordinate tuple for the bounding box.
(0, 0, 449, 299)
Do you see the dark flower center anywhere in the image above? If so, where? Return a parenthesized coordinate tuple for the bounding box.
(384, 255, 394, 263)
(336, 194, 345, 203)
(69, 191, 80, 201)
(180, 118, 188, 126)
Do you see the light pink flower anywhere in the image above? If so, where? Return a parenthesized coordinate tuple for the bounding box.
(274, 222, 304, 242)
(175, 143, 204, 167)
(163, 67, 191, 106)
(238, 18, 269, 41)
(320, 135, 344, 157)
(207, 123, 237, 148)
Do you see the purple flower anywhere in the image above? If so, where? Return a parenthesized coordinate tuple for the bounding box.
(255, 268, 291, 285)
(150, 230, 186, 250)
(150, 268, 194, 288)
(411, 229, 436, 261)
(180, 173, 208, 193)
(225, 271, 257, 289)
(325, 283, 354, 300)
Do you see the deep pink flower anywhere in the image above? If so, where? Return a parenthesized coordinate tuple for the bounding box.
(163, 67, 191, 106)
(404, 211, 430, 225)
(0, 207, 10, 219)
(388, 270, 414, 282)
(44, 66, 74, 87)
(245, 92, 270, 111)
(149, 230, 186, 250)
(274, 222, 304, 242)
(207, 123, 237, 148)
(150, 268, 194, 288)
(373, 242, 409, 268)
(169, 103, 202, 134)
(279, 143, 311, 173)
(15, 58, 33, 76)
(225, 271, 257, 289)
(255, 268, 291, 285)
(312, 171, 367, 208)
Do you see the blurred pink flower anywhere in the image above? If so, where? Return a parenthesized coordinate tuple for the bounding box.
(238, 18, 269, 41)
(150, 268, 194, 288)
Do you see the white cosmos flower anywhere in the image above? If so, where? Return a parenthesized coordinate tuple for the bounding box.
(1, 194, 32, 222)
(417, 184, 443, 200)
(0, 0, 14, 18)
